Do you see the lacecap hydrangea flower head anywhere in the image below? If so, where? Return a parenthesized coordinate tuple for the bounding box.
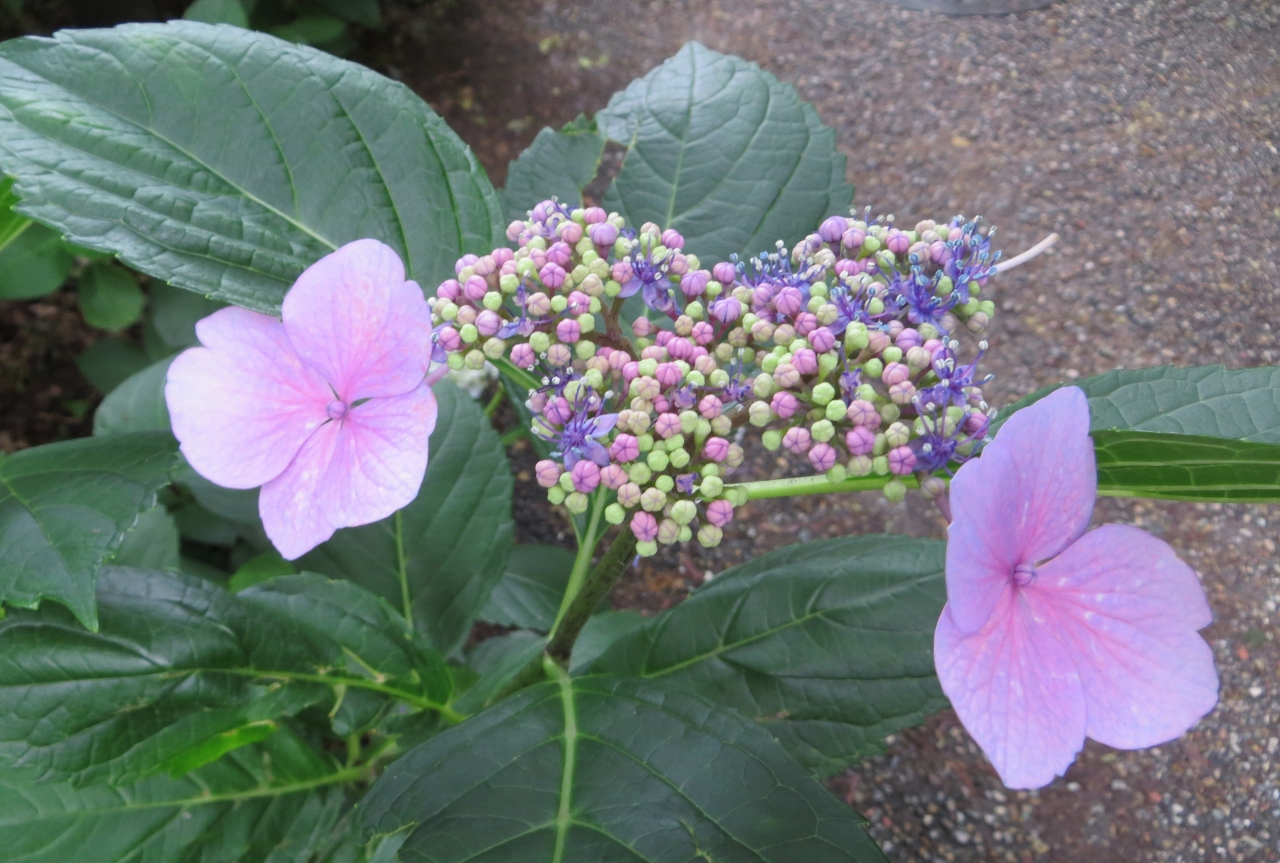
(935, 386, 1219, 789)
(166, 240, 441, 559)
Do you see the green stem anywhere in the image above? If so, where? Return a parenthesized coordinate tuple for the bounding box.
(492, 356, 541, 391)
(500, 426, 528, 446)
(552, 490, 608, 632)
(726, 472, 922, 501)
(394, 511, 412, 630)
(483, 387, 505, 417)
(215, 668, 466, 724)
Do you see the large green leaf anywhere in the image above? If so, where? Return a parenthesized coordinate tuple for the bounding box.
(360, 672, 887, 862)
(76, 261, 144, 330)
(300, 381, 514, 654)
(598, 42, 852, 262)
(0, 568, 453, 785)
(0, 21, 504, 313)
(93, 356, 173, 435)
(479, 544, 575, 631)
(0, 431, 177, 630)
(0, 220, 73, 300)
(994, 365, 1280, 502)
(500, 115, 605, 222)
(0, 729, 371, 863)
(109, 505, 180, 570)
(75, 336, 150, 394)
(586, 535, 948, 777)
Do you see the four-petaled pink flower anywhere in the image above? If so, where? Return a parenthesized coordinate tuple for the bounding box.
(935, 386, 1218, 789)
(166, 240, 440, 560)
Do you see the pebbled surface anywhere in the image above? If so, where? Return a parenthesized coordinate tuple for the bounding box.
(382, 0, 1280, 859)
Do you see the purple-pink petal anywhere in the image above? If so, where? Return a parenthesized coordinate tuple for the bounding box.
(166, 307, 330, 489)
(946, 386, 1097, 633)
(281, 239, 432, 401)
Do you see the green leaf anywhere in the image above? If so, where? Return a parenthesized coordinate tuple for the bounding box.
(586, 535, 949, 776)
(313, 0, 382, 27)
(300, 380, 514, 654)
(109, 505, 180, 569)
(500, 115, 604, 222)
(0, 175, 29, 248)
(77, 261, 145, 330)
(229, 548, 297, 591)
(0, 730, 370, 863)
(568, 610, 646, 673)
(0, 22, 504, 313)
(0, 567, 455, 784)
(452, 630, 547, 715)
(0, 220, 73, 300)
(0, 431, 177, 629)
(147, 282, 225, 353)
(480, 544, 575, 631)
(92, 356, 172, 435)
(183, 0, 250, 27)
(598, 42, 852, 262)
(271, 16, 348, 47)
(361, 672, 887, 863)
(994, 365, 1280, 502)
(75, 336, 149, 394)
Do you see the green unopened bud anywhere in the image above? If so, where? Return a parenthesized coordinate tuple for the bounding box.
(604, 503, 626, 525)
(705, 280, 723, 298)
(655, 474, 674, 492)
(459, 323, 478, 344)
(762, 429, 783, 451)
(749, 400, 773, 427)
(710, 415, 732, 436)
(559, 472, 576, 492)
(636, 540, 658, 557)
(565, 491, 589, 514)
(638, 358, 658, 376)
(679, 411, 699, 434)
(742, 312, 760, 330)
(550, 295, 568, 313)
(867, 297, 885, 315)
(855, 383, 877, 402)
(825, 399, 848, 422)
(697, 524, 723, 548)
(935, 275, 954, 298)
(978, 299, 996, 316)
(862, 235, 881, 253)
(844, 322, 869, 351)
(656, 518, 680, 544)
(695, 418, 712, 440)
(885, 421, 910, 447)
(464, 349, 486, 370)
(438, 301, 459, 321)
(880, 403, 901, 423)
(640, 487, 667, 512)
(605, 279, 622, 297)
(917, 323, 939, 341)
(685, 301, 704, 320)
(516, 258, 537, 277)
(629, 462, 652, 484)
(446, 352, 465, 370)
(811, 382, 835, 406)
(863, 358, 883, 379)
(575, 340, 596, 360)
(529, 331, 551, 352)
(547, 486, 566, 505)
(810, 281, 828, 299)
(637, 434, 654, 452)
(761, 354, 779, 374)
(872, 455, 890, 476)
(873, 433, 888, 456)
(807, 295, 825, 313)
(669, 448, 690, 468)
(708, 369, 730, 388)
(848, 455, 873, 477)
(647, 450, 670, 472)
(576, 313, 594, 334)
(482, 291, 503, 311)
(670, 500, 697, 525)
(584, 368, 604, 389)
(818, 352, 839, 377)
(499, 273, 520, 294)
(679, 525, 693, 542)
(483, 338, 506, 359)
(882, 346, 903, 364)
(811, 419, 835, 442)
(826, 463, 848, 483)
(724, 486, 749, 507)
(753, 374, 775, 399)
(664, 434, 685, 453)
(699, 475, 724, 498)
(882, 479, 907, 502)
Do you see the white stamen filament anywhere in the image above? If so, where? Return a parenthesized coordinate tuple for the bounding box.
(994, 233, 1059, 273)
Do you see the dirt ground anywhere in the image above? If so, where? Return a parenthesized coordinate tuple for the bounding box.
(1, 0, 1277, 860)
(370, 1, 1279, 860)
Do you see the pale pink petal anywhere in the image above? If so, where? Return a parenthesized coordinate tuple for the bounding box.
(319, 384, 438, 529)
(282, 239, 431, 401)
(935, 591, 1086, 789)
(165, 307, 331, 489)
(258, 420, 343, 560)
(1037, 524, 1219, 750)
(946, 386, 1096, 632)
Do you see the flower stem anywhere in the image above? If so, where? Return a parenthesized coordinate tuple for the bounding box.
(552, 489, 608, 633)
(394, 511, 412, 629)
(492, 356, 541, 392)
(726, 472, 922, 501)
(482, 387, 505, 416)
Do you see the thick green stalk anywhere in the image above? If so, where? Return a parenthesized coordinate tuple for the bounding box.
(552, 489, 608, 632)
(726, 472, 922, 500)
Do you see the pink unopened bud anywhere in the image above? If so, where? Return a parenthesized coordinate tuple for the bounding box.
(654, 413, 681, 439)
(526, 292, 551, 317)
(691, 321, 715, 345)
(528, 391, 549, 413)
(867, 330, 892, 356)
(556, 319, 581, 343)
(774, 363, 801, 389)
(889, 381, 916, 404)
(622, 361, 641, 383)
(506, 221, 525, 242)
(809, 326, 835, 354)
(834, 259, 862, 278)
(669, 336, 696, 361)
(808, 442, 837, 472)
(455, 254, 479, 275)
(845, 425, 875, 456)
(617, 482, 642, 508)
(702, 436, 730, 462)
(583, 207, 607, 224)
(792, 349, 819, 376)
(631, 316, 653, 337)
(774, 287, 804, 317)
(782, 426, 812, 454)
(437, 279, 461, 301)
(698, 394, 723, 419)
(710, 297, 742, 323)
(606, 350, 627, 372)
(544, 397, 573, 425)
(588, 221, 619, 247)
(547, 241, 572, 267)
(895, 327, 923, 350)
(661, 229, 684, 250)
(464, 275, 488, 302)
(653, 395, 670, 414)
(476, 309, 502, 337)
(842, 228, 865, 250)
(540, 263, 567, 289)
(600, 464, 628, 490)
(794, 312, 818, 337)
(641, 345, 665, 362)
(819, 215, 848, 243)
(655, 363, 683, 389)
(679, 271, 708, 298)
(888, 445, 918, 475)
(630, 376, 660, 401)
(930, 240, 951, 265)
(887, 230, 910, 255)
(437, 326, 461, 353)
(492, 247, 514, 267)
(694, 354, 717, 376)
(612, 260, 633, 284)
(454, 305, 477, 326)
(571, 460, 601, 493)
(882, 362, 910, 386)
(770, 391, 799, 419)
(965, 412, 990, 436)
(535, 459, 562, 488)
(557, 221, 583, 244)
(666, 254, 689, 277)
(706, 499, 734, 527)
(510, 343, 536, 368)
(712, 262, 737, 285)
(631, 511, 659, 542)
(655, 330, 673, 347)
(610, 433, 640, 462)
(566, 291, 591, 315)
(472, 255, 496, 277)
(546, 344, 572, 368)
(846, 400, 880, 428)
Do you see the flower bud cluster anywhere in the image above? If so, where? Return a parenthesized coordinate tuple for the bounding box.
(431, 199, 1002, 555)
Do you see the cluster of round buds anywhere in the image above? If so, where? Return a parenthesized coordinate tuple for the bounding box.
(430, 198, 1004, 556)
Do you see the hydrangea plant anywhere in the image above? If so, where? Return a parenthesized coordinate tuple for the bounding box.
(0, 23, 1273, 863)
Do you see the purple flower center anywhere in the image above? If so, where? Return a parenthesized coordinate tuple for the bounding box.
(326, 399, 348, 420)
(1013, 562, 1037, 586)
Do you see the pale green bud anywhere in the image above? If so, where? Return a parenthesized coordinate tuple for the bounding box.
(584, 368, 604, 390)
(547, 486, 566, 505)
(872, 455, 890, 476)
(464, 349, 486, 370)
(459, 323, 478, 344)
(482, 291, 503, 311)
(885, 421, 910, 447)
(529, 331, 551, 352)
(499, 273, 520, 294)
(700, 463, 720, 478)
(550, 295, 568, 313)
(640, 487, 667, 512)
(637, 434, 654, 452)
(686, 370, 705, 387)
(575, 340, 596, 360)
(882, 345, 903, 364)
(679, 411, 699, 434)
(761, 354, 779, 374)
(811, 382, 835, 406)
(695, 418, 711, 440)
(565, 491, 590, 514)
(762, 429, 783, 451)
(749, 400, 773, 427)
(638, 358, 658, 376)
(655, 474, 675, 492)
(670, 500, 697, 525)
(710, 415, 732, 436)
(559, 472, 575, 492)
(807, 295, 825, 313)
(685, 301, 704, 320)
(669, 448, 690, 468)
(811, 419, 835, 442)
(753, 374, 775, 398)
(880, 403, 901, 423)
(697, 524, 723, 548)
(664, 434, 685, 453)
(636, 540, 658, 557)
(826, 463, 848, 483)
(647, 450, 670, 472)
(862, 358, 883, 378)
(447, 352, 465, 370)
(699, 475, 724, 498)
(678, 525, 693, 543)
(604, 503, 626, 525)
(629, 462, 652, 484)
(825, 399, 848, 422)
(483, 338, 506, 359)
(848, 455, 873, 477)
(882, 479, 907, 502)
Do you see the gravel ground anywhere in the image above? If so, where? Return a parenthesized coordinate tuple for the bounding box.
(373, 0, 1280, 859)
